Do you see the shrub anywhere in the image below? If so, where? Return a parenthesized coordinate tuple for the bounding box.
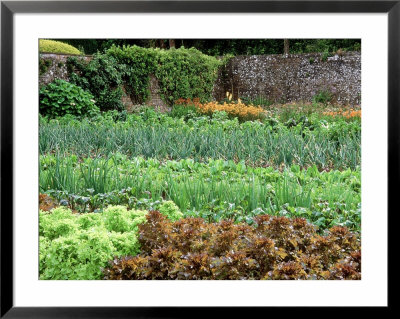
(155, 47, 222, 104)
(67, 54, 125, 111)
(103, 211, 361, 280)
(39, 79, 99, 117)
(66, 45, 223, 108)
(39, 205, 147, 280)
(106, 45, 222, 105)
(39, 39, 81, 55)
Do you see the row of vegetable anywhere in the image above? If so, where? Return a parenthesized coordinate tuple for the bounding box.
(39, 102, 361, 280)
(40, 204, 360, 280)
(40, 106, 360, 170)
(40, 155, 360, 230)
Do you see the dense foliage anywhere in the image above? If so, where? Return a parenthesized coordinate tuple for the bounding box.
(154, 48, 221, 104)
(39, 79, 99, 118)
(289, 39, 361, 54)
(39, 201, 186, 280)
(66, 46, 222, 110)
(67, 54, 126, 111)
(56, 39, 153, 55)
(57, 39, 361, 56)
(103, 210, 361, 280)
(105, 45, 158, 104)
(39, 39, 81, 55)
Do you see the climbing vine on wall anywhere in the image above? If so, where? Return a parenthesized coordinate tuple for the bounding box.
(66, 45, 224, 110)
(67, 54, 126, 111)
(106, 45, 158, 104)
(155, 47, 222, 104)
(39, 58, 53, 75)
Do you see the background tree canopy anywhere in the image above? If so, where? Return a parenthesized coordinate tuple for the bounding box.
(54, 39, 361, 55)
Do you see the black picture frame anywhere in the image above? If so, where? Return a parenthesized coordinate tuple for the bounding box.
(1, 1, 395, 317)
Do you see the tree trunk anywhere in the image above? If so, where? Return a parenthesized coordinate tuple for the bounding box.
(156, 39, 167, 49)
(169, 39, 176, 48)
(284, 39, 290, 55)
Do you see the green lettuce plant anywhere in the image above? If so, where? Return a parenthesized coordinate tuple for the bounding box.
(39, 205, 147, 280)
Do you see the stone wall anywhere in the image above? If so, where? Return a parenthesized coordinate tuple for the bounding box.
(39, 53, 87, 85)
(213, 52, 361, 105)
(39, 53, 169, 111)
(121, 75, 169, 113)
(39, 51, 361, 110)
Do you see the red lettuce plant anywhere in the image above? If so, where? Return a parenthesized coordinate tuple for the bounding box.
(103, 211, 361, 280)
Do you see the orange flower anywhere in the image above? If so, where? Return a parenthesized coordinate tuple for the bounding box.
(175, 98, 267, 121)
(196, 101, 265, 121)
(323, 109, 361, 118)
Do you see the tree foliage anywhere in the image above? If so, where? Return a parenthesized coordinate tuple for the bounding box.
(58, 39, 361, 56)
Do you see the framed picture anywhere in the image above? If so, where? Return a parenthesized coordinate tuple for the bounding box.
(1, 0, 394, 317)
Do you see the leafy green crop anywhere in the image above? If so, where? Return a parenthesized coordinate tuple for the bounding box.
(39, 79, 99, 118)
(39, 109, 360, 170)
(39, 205, 147, 280)
(158, 201, 183, 221)
(40, 156, 361, 231)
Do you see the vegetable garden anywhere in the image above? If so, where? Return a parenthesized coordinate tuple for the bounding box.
(39, 41, 361, 280)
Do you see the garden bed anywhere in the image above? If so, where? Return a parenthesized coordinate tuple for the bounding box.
(39, 101, 361, 280)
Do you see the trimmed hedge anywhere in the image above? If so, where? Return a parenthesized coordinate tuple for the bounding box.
(39, 39, 81, 55)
